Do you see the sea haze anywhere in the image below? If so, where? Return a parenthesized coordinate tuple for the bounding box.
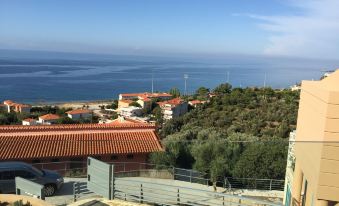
(0, 50, 337, 103)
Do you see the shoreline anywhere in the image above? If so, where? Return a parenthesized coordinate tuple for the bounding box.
(32, 99, 115, 109)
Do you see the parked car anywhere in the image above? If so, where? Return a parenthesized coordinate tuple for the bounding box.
(0, 162, 63, 196)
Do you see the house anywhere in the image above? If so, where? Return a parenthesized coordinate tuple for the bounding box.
(118, 92, 172, 109)
(38, 114, 61, 125)
(119, 92, 172, 101)
(66, 109, 93, 120)
(3, 100, 31, 113)
(22, 118, 37, 126)
(118, 106, 143, 117)
(118, 99, 133, 108)
(0, 123, 162, 173)
(158, 97, 188, 120)
(188, 100, 206, 107)
(285, 70, 339, 206)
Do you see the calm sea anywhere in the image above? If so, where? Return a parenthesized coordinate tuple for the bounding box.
(0, 50, 337, 103)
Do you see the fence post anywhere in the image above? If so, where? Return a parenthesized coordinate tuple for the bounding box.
(223, 196, 225, 206)
(177, 189, 180, 204)
(269, 179, 273, 190)
(73, 182, 77, 202)
(190, 170, 192, 183)
(140, 184, 143, 203)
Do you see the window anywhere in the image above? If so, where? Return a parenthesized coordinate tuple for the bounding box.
(126, 154, 134, 159)
(0, 171, 15, 180)
(15, 170, 36, 179)
(111, 155, 118, 160)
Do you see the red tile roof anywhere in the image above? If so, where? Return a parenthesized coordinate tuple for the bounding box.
(22, 118, 36, 122)
(0, 124, 162, 160)
(3, 100, 13, 105)
(39, 114, 61, 120)
(109, 117, 149, 126)
(158, 98, 184, 106)
(66, 109, 92, 115)
(189, 100, 205, 105)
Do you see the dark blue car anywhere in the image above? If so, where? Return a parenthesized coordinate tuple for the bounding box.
(0, 162, 63, 196)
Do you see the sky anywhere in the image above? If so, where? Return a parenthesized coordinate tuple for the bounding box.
(1, 0, 339, 60)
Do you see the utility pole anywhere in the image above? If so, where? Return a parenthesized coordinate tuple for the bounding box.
(151, 70, 154, 93)
(184, 74, 188, 95)
(226, 71, 230, 83)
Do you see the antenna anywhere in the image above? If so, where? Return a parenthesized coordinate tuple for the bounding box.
(184, 74, 188, 95)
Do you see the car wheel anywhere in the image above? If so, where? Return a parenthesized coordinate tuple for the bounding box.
(43, 184, 56, 197)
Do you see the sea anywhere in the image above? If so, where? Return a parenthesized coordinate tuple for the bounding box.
(0, 49, 338, 103)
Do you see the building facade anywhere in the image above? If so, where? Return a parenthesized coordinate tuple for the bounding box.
(158, 98, 188, 120)
(38, 114, 61, 125)
(286, 70, 339, 206)
(66, 109, 93, 120)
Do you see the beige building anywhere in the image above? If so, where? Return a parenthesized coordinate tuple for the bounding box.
(287, 70, 339, 206)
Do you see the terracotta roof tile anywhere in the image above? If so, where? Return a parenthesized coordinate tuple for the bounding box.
(39, 114, 61, 120)
(0, 124, 162, 160)
(66, 109, 92, 115)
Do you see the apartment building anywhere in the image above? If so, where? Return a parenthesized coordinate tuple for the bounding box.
(158, 97, 188, 120)
(3, 100, 31, 113)
(285, 70, 339, 206)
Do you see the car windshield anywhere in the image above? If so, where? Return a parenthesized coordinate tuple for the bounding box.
(31, 166, 44, 176)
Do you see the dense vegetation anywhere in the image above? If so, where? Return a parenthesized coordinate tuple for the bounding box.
(151, 84, 299, 183)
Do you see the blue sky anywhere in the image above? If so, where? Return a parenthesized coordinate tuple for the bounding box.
(1, 0, 339, 59)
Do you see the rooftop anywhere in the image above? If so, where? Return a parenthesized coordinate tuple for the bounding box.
(39, 113, 61, 120)
(66, 109, 92, 115)
(0, 123, 162, 160)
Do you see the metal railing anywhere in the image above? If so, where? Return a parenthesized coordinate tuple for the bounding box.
(31, 161, 284, 191)
(225, 177, 285, 191)
(114, 178, 282, 206)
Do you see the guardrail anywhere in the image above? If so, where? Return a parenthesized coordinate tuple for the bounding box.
(32, 161, 284, 191)
(225, 177, 285, 191)
(114, 178, 282, 206)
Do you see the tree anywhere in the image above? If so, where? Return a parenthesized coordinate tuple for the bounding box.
(129, 101, 141, 108)
(232, 140, 288, 179)
(106, 100, 118, 109)
(213, 83, 232, 95)
(169, 87, 181, 98)
(57, 117, 76, 124)
(196, 87, 210, 98)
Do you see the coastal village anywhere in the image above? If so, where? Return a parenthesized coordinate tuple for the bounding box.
(0, 91, 208, 126)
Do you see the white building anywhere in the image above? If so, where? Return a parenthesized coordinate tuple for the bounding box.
(22, 118, 37, 126)
(38, 114, 60, 125)
(118, 106, 143, 117)
(66, 109, 92, 120)
(158, 98, 188, 120)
